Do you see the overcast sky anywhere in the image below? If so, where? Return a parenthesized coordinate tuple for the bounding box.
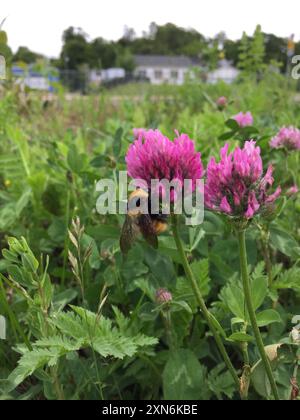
(2, 0, 300, 57)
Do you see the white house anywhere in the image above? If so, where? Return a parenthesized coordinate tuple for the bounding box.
(207, 59, 239, 84)
(134, 55, 199, 85)
(24, 75, 50, 90)
(11, 66, 58, 91)
(89, 68, 126, 85)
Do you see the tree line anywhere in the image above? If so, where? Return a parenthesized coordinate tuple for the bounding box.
(0, 22, 299, 73)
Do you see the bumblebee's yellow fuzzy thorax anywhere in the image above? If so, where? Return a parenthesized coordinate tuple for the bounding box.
(127, 189, 149, 216)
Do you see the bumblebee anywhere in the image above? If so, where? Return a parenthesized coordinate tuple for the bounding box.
(120, 189, 168, 254)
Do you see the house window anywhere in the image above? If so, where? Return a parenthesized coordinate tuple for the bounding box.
(171, 70, 178, 79)
(138, 70, 146, 78)
(154, 70, 163, 80)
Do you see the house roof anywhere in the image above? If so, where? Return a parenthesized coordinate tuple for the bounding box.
(134, 55, 200, 68)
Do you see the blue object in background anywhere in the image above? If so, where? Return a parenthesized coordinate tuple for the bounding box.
(11, 65, 59, 92)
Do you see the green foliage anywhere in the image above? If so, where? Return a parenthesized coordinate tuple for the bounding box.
(238, 26, 266, 76)
(0, 73, 299, 400)
(13, 47, 43, 64)
(250, 25, 266, 74)
(42, 22, 297, 78)
(6, 306, 157, 392)
(0, 20, 12, 64)
(163, 349, 208, 400)
(238, 32, 250, 72)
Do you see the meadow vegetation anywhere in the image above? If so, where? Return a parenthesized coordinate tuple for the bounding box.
(0, 72, 299, 400)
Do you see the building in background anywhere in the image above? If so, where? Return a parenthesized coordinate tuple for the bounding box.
(134, 55, 201, 85)
(89, 68, 126, 85)
(207, 59, 239, 84)
(11, 65, 58, 91)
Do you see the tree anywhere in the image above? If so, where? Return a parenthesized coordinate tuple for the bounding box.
(203, 39, 220, 70)
(122, 26, 136, 42)
(89, 38, 118, 69)
(224, 39, 240, 66)
(215, 31, 227, 51)
(59, 27, 90, 70)
(264, 33, 285, 70)
(250, 24, 265, 74)
(13, 47, 43, 64)
(116, 47, 134, 72)
(0, 18, 12, 64)
(153, 23, 204, 55)
(55, 23, 292, 79)
(62, 26, 89, 44)
(121, 23, 205, 58)
(238, 31, 251, 72)
(148, 22, 158, 40)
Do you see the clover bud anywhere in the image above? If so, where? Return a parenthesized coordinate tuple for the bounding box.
(156, 288, 172, 304)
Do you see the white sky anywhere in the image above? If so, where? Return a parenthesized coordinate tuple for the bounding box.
(2, 0, 300, 58)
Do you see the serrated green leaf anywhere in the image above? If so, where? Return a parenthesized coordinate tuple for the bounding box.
(6, 348, 61, 392)
(220, 282, 245, 320)
(207, 363, 236, 399)
(191, 258, 211, 297)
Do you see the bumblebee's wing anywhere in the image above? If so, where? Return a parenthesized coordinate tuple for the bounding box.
(120, 216, 140, 254)
(138, 214, 158, 249)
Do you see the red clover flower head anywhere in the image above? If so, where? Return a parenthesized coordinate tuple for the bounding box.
(270, 126, 300, 151)
(216, 96, 228, 110)
(287, 185, 299, 197)
(156, 288, 172, 304)
(205, 141, 281, 219)
(233, 112, 254, 128)
(126, 129, 203, 191)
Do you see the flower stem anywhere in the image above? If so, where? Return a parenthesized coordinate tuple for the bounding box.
(51, 365, 65, 400)
(162, 309, 173, 351)
(171, 214, 240, 393)
(260, 235, 273, 288)
(237, 229, 280, 400)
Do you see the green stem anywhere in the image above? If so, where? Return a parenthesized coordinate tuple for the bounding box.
(62, 189, 71, 287)
(171, 214, 240, 393)
(240, 322, 250, 400)
(84, 310, 104, 400)
(162, 309, 173, 350)
(91, 345, 104, 400)
(290, 364, 299, 401)
(260, 235, 273, 288)
(0, 276, 32, 350)
(51, 365, 65, 400)
(241, 344, 250, 366)
(237, 230, 280, 400)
